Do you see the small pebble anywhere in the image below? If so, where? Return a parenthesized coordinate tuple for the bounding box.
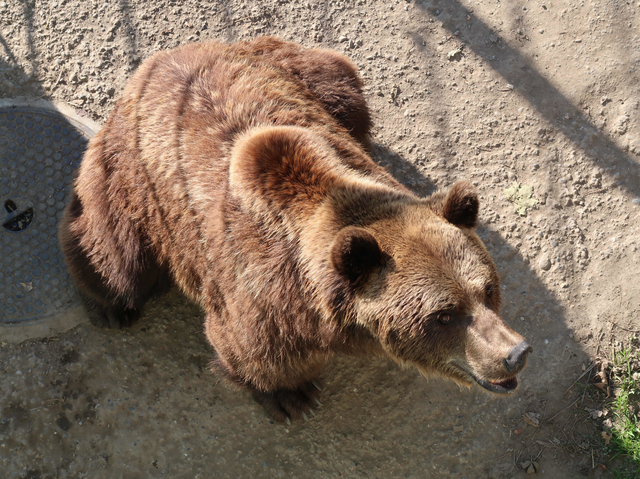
(539, 256, 551, 271)
(632, 198, 640, 205)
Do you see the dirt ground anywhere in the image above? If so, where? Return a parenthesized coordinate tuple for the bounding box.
(1, 0, 640, 477)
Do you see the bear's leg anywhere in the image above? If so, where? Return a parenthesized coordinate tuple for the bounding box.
(75, 288, 140, 329)
(59, 192, 167, 329)
(74, 269, 168, 329)
(211, 348, 324, 423)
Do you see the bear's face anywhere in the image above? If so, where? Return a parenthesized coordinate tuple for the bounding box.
(331, 182, 530, 394)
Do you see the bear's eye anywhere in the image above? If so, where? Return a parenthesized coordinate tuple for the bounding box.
(438, 313, 451, 324)
(485, 284, 494, 299)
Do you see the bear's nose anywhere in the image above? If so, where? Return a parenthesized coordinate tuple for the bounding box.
(503, 340, 532, 373)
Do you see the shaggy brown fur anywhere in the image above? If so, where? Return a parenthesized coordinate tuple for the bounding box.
(59, 37, 530, 422)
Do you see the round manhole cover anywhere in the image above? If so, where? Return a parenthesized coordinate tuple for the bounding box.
(0, 104, 95, 325)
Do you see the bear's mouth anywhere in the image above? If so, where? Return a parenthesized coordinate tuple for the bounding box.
(473, 375, 518, 394)
(450, 362, 519, 394)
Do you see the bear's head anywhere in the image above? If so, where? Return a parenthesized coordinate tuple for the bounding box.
(330, 181, 531, 394)
(230, 126, 530, 394)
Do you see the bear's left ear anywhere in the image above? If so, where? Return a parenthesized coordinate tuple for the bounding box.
(229, 126, 338, 216)
(330, 227, 384, 286)
(431, 180, 479, 228)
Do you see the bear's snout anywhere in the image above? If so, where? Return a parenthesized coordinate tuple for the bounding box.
(502, 340, 532, 374)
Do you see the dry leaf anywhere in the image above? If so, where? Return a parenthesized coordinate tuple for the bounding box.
(521, 460, 540, 473)
(447, 47, 463, 60)
(594, 382, 608, 392)
(527, 461, 540, 474)
(523, 411, 541, 427)
(601, 431, 612, 445)
(586, 408, 603, 419)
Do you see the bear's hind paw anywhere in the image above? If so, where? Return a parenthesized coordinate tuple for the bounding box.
(252, 381, 322, 424)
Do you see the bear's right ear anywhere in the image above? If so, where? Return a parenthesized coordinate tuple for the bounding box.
(330, 227, 384, 285)
(430, 180, 479, 228)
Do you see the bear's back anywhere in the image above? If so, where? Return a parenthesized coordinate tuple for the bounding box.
(74, 40, 374, 301)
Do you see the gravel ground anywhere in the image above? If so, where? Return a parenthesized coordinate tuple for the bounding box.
(1, 0, 640, 477)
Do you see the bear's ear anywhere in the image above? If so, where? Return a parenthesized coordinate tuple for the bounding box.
(431, 181, 479, 228)
(330, 227, 384, 285)
(229, 126, 338, 214)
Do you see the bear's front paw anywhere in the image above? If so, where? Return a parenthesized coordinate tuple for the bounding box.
(252, 381, 322, 424)
(87, 306, 140, 329)
(78, 290, 140, 329)
(100, 308, 140, 329)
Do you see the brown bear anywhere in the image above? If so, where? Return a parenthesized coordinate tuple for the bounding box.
(59, 37, 531, 422)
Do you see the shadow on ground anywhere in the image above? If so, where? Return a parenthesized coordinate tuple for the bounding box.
(415, 0, 640, 196)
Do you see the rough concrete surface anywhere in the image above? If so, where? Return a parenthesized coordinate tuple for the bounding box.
(1, 0, 639, 477)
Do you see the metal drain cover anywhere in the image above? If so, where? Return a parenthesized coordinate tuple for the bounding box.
(0, 104, 96, 325)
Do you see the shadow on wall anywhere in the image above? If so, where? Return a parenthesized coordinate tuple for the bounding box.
(413, 0, 640, 197)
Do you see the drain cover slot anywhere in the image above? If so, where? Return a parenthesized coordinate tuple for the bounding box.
(2, 196, 35, 232)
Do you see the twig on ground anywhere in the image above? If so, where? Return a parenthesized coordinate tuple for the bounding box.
(596, 331, 605, 356)
(530, 428, 540, 443)
(607, 319, 640, 333)
(495, 449, 513, 461)
(564, 362, 596, 395)
(580, 382, 589, 405)
(514, 449, 523, 469)
(548, 397, 580, 422)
